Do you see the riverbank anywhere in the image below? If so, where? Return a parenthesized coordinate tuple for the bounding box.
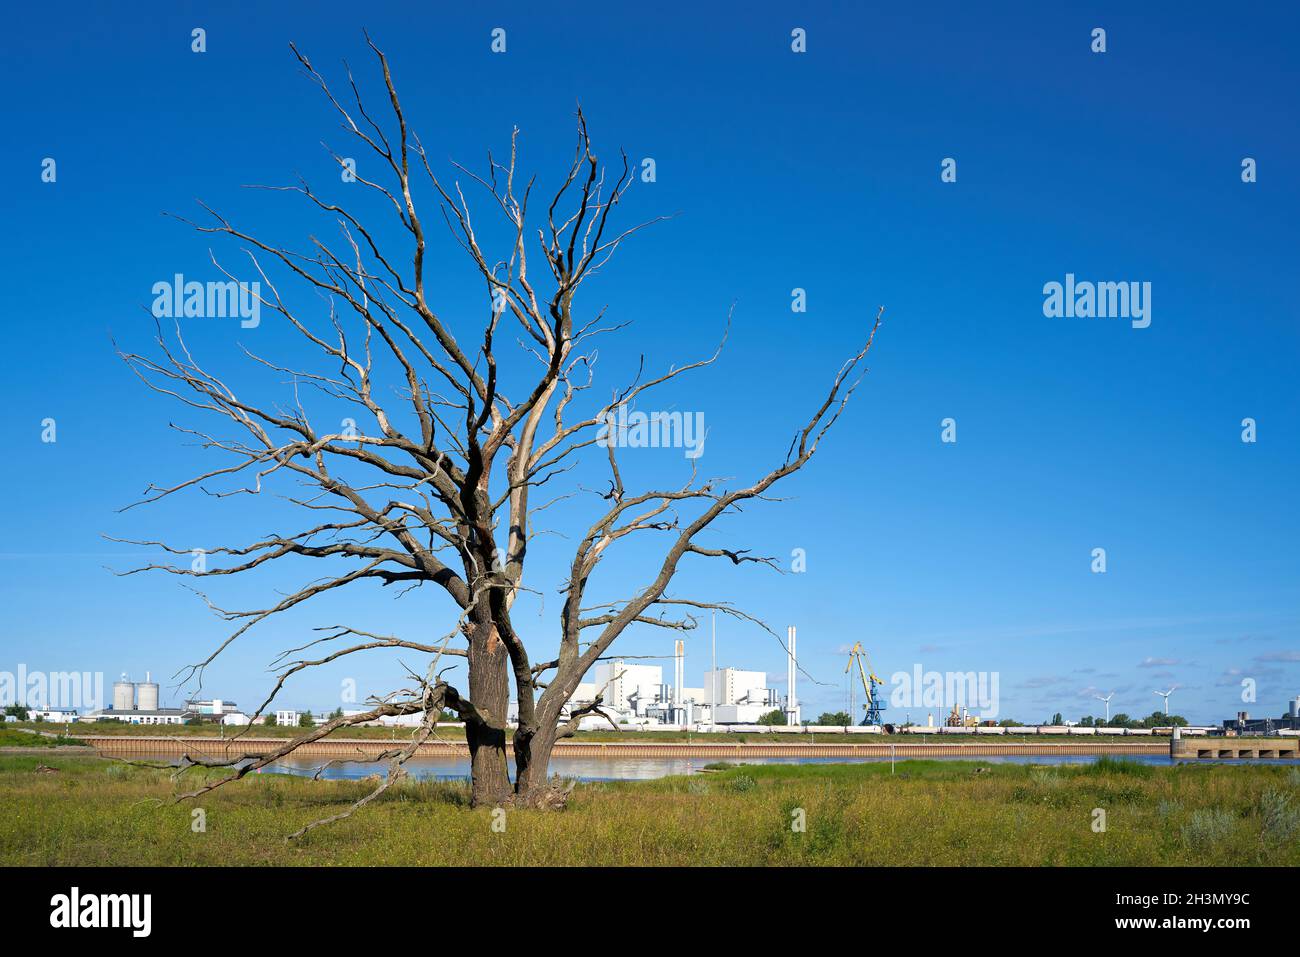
(3, 755, 1297, 866)
(6, 721, 1160, 744)
(81, 734, 1170, 759)
(0, 727, 86, 749)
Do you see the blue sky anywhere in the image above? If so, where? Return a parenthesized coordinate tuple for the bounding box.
(1, 1, 1297, 725)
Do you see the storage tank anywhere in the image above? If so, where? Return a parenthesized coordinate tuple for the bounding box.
(136, 672, 159, 712)
(1290, 696, 1299, 719)
(112, 676, 135, 711)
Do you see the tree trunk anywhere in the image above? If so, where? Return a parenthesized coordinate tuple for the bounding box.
(466, 621, 512, 806)
(512, 726, 560, 807)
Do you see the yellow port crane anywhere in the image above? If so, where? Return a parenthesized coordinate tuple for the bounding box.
(844, 642, 886, 725)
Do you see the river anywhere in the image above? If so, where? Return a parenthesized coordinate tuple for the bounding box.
(231, 752, 1295, 782)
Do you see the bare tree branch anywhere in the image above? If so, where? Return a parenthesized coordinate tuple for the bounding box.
(122, 37, 887, 821)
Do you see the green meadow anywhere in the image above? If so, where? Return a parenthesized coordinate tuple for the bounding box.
(2, 755, 1297, 866)
(0, 727, 86, 748)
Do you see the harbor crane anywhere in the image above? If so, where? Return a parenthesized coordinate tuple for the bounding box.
(844, 642, 886, 726)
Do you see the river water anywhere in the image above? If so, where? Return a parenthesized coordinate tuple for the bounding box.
(236, 752, 1294, 782)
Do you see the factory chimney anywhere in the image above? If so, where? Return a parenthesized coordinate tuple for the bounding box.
(785, 626, 800, 726)
(674, 639, 685, 726)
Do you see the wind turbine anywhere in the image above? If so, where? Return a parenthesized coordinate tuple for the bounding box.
(1153, 686, 1177, 715)
(1094, 691, 1114, 723)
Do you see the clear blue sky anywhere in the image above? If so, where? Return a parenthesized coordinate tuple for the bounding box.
(1, 1, 1297, 725)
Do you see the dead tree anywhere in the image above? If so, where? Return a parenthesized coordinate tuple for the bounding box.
(117, 37, 886, 814)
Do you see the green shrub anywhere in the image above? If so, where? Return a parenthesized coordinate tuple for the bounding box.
(1181, 808, 1235, 852)
(729, 774, 756, 793)
(1080, 756, 1153, 778)
(1258, 788, 1300, 847)
(1156, 798, 1182, 819)
(1029, 768, 1062, 788)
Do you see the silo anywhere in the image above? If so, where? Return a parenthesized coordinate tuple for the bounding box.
(112, 675, 135, 711)
(1290, 696, 1299, 719)
(136, 672, 159, 712)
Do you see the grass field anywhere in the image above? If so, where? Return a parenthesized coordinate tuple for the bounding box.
(0, 727, 86, 748)
(2, 755, 1297, 866)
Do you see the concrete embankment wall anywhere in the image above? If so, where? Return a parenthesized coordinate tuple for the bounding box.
(81, 736, 1169, 759)
(1172, 738, 1299, 760)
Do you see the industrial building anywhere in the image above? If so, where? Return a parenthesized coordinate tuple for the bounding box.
(185, 697, 242, 718)
(708, 668, 780, 724)
(579, 659, 778, 726)
(558, 630, 797, 729)
(112, 672, 160, 711)
(81, 631, 807, 733)
(589, 660, 667, 718)
(1222, 696, 1300, 735)
(25, 707, 79, 723)
(91, 707, 189, 726)
(86, 670, 195, 722)
(88, 672, 190, 724)
(85, 673, 258, 725)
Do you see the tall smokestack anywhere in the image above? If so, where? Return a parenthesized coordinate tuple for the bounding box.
(786, 625, 798, 725)
(674, 639, 684, 725)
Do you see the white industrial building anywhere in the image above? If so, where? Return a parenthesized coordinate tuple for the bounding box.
(26, 707, 79, 723)
(376, 712, 424, 727)
(90, 708, 188, 726)
(221, 627, 806, 733)
(704, 667, 778, 723)
(87, 671, 189, 724)
(591, 660, 668, 717)
(185, 697, 242, 717)
(568, 636, 789, 728)
(111, 672, 160, 712)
